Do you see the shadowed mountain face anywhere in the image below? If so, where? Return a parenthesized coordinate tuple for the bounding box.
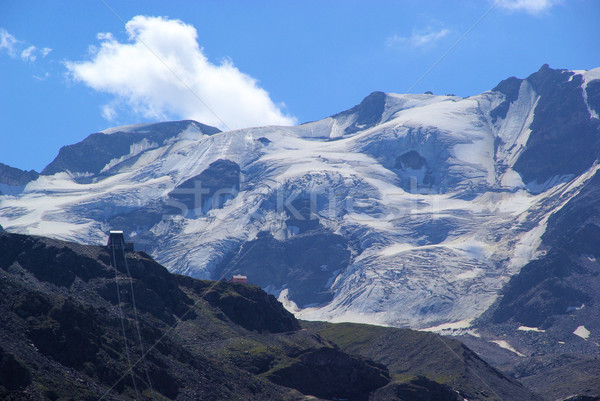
(0, 232, 539, 400)
(168, 159, 241, 217)
(0, 163, 39, 196)
(0, 163, 39, 187)
(331, 91, 387, 135)
(307, 321, 543, 401)
(469, 169, 600, 400)
(490, 76, 523, 123)
(512, 65, 600, 185)
(0, 232, 303, 400)
(41, 120, 220, 176)
(488, 169, 600, 329)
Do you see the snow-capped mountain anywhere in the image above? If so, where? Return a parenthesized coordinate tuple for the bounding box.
(1, 65, 599, 333)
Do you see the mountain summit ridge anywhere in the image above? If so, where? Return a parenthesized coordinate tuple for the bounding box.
(1, 65, 599, 332)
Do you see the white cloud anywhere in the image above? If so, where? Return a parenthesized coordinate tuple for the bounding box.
(1, 28, 52, 62)
(387, 27, 450, 49)
(33, 72, 51, 81)
(65, 15, 296, 130)
(102, 104, 117, 121)
(497, 0, 559, 14)
(21, 45, 36, 62)
(0, 28, 18, 56)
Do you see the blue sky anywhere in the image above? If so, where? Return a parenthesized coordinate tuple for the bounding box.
(1, 0, 599, 172)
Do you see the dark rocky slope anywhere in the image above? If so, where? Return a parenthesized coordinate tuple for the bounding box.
(330, 91, 387, 135)
(0, 232, 538, 400)
(41, 120, 220, 176)
(0, 163, 39, 187)
(0, 232, 305, 400)
(471, 169, 600, 400)
(504, 64, 600, 187)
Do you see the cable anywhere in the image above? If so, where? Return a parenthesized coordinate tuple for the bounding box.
(406, 0, 501, 93)
(99, 241, 260, 400)
(110, 242, 141, 400)
(121, 243, 157, 400)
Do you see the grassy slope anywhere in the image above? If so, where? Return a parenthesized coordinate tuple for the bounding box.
(305, 321, 543, 401)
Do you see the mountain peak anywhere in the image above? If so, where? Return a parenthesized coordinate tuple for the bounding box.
(41, 120, 220, 177)
(331, 91, 388, 135)
(0, 163, 39, 187)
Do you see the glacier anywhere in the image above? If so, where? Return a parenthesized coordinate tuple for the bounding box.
(1, 65, 600, 329)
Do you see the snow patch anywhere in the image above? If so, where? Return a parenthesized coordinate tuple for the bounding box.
(100, 122, 152, 135)
(573, 325, 590, 340)
(101, 138, 159, 173)
(379, 243, 415, 256)
(422, 319, 472, 332)
(508, 220, 547, 271)
(500, 168, 525, 188)
(278, 289, 301, 314)
(566, 304, 585, 313)
(517, 326, 545, 333)
(579, 67, 600, 119)
(454, 268, 483, 280)
(492, 340, 525, 357)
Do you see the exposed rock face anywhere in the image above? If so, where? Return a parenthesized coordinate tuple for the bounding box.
(489, 169, 600, 328)
(42, 120, 220, 176)
(587, 80, 600, 115)
(513, 65, 600, 185)
(214, 228, 351, 308)
(168, 159, 241, 217)
(490, 76, 523, 123)
(0, 163, 39, 186)
(331, 91, 387, 135)
(396, 150, 427, 170)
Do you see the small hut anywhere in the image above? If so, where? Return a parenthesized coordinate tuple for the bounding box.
(230, 274, 247, 284)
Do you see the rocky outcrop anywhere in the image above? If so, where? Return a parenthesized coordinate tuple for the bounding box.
(331, 91, 387, 135)
(513, 65, 600, 185)
(179, 277, 301, 333)
(42, 120, 220, 176)
(0, 163, 38, 187)
(265, 347, 390, 401)
(168, 158, 240, 217)
(214, 228, 351, 308)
